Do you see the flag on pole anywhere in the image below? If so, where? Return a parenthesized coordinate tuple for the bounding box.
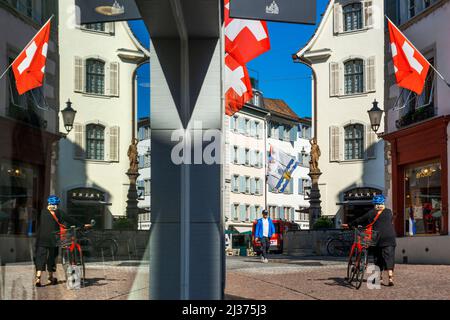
(11, 17, 52, 95)
(387, 18, 430, 95)
(224, 53, 253, 116)
(224, 0, 271, 64)
(267, 145, 299, 193)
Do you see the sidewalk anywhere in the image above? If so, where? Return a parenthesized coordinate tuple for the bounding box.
(225, 256, 450, 300)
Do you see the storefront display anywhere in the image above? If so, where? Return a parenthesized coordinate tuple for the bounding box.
(404, 160, 442, 236)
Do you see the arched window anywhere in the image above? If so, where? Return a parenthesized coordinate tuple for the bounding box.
(344, 59, 364, 94)
(86, 59, 105, 94)
(343, 3, 363, 31)
(86, 124, 105, 160)
(344, 124, 364, 160)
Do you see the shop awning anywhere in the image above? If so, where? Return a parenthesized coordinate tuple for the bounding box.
(233, 226, 252, 235)
(336, 200, 373, 206)
(70, 200, 112, 206)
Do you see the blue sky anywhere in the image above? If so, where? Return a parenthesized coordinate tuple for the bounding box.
(129, 0, 329, 119)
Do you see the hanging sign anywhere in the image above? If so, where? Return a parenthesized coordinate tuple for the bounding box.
(229, 0, 316, 25)
(75, 0, 141, 24)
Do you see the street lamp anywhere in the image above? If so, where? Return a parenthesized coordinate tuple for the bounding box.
(367, 99, 384, 134)
(61, 99, 77, 135)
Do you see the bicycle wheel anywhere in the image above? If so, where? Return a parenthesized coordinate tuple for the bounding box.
(328, 239, 350, 257)
(346, 246, 358, 283)
(327, 239, 340, 256)
(61, 248, 70, 283)
(96, 239, 119, 258)
(354, 249, 369, 290)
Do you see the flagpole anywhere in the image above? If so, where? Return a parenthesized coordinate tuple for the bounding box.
(385, 15, 450, 88)
(0, 15, 54, 82)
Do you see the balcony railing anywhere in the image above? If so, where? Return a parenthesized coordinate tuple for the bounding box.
(395, 103, 435, 129)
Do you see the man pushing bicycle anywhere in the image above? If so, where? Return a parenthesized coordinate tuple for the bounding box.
(342, 194, 397, 286)
(34, 195, 92, 287)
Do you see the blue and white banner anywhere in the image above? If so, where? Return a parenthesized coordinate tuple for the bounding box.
(267, 145, 299, 193)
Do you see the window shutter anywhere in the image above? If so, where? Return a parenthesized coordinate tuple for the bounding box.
(105, 22, 115, 34)
(330, 62, 340, 96)
(73, 123, 85, 159)
(290, 125, 298, 142)
(251, 178, 256, 194)
(251, 206, 256, 221)
(329, 126, 341, 162)
(366, 56, 376, 92)
(231, 176, 236, 192)
(108, 62, 119, 97)
(240, 176, 245, 193)
(333, 3, 343, 34)
(240, 205, 246, 221)
(109, 126, 120, 162)
(365, 125, 377, 159)
(364, 1, 374, 28)
(230, 116, 236, 131)
(74, 56, 84, 92)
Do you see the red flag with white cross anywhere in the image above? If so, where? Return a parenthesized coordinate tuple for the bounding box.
(224, 0, 271, 64)
(224, 53, 253, 116)
(387, 18, 430, 95)
(12, 17, 52, 95)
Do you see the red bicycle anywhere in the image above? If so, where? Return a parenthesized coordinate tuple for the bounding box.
(346, 227, 378, 289)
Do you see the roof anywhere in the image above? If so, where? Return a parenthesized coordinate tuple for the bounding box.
(295, 0, 334, 58)
(262, 98, 301, 122)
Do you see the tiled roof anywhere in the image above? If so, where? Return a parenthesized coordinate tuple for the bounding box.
(262, 98, 301, 122)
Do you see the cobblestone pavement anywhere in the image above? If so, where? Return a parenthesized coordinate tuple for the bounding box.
(3, 256, 450, 300)
(0, 261, 149, 300)
(225, 256, 450, 300)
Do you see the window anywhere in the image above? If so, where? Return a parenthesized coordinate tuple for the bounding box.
(404, 160, 442, 236)
(255, 178, 261, 195)
(409, 0, 416, 18)
(343, 3, 363, 31)
(83, 23, 105, 32)
(423, 0, 431, 8)
(245, 176, 251, 194)
(245, 119, 250, 135)
(86, 59, 105, 94)
(344, 59, 364, 94)
(231, 175, 239, 192)
(344, 124, 364, 160)
(144, 179, 151, 196)
(230, 116, 237, 132)
(245, 149, 250, 166)
(233, 204, 239, 220)
(233, 146, 239, 164)
(86, 124, 105, 160)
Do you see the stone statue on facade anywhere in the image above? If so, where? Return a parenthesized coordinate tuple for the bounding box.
(310, 138, 321, 173)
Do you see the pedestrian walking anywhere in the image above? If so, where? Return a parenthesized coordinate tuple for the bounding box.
(34, 195, 91, 287)
(254, 209, 275, 263)
(342, 194, 397, 286)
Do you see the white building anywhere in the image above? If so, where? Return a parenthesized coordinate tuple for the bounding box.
(224, 92, 312, 250)
(137, 117, 151, 230)
(57, 0, 149, 229)
(264, 98, 312, 230)
(383, 0, 450, 264)
(295, 0, 385, 226)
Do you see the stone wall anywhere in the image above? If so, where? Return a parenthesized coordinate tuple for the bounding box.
(0, 231, 150, 264)
(283, 229, 345, 256)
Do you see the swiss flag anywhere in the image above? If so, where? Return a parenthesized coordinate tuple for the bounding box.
(388, 19, 430, 95)
(225, 54, 253, 116)
(224, 0, 270, 64)
(12, 18, 52, 95)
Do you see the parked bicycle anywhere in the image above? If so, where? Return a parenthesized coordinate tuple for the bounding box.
(79, 230, 119, 259)
(326, 231, 353, 256)
(346, 227, 379, 289)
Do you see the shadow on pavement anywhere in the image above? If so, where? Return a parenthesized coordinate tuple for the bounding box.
(225, 294, 254, 300)
(321, 277, 355, 289)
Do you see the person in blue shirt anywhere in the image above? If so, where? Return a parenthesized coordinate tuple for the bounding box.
(254, 209, 275, 263)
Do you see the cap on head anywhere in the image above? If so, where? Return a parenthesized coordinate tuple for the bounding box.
(47, 195, 61, 206)
(372, 194, 385, 205)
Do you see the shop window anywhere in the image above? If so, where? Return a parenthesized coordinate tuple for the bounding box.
(83, 23, 105, 32)
(404, 160, 442, 236)
(344, 124, 364, 160)
(343, 3, 363, 31)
